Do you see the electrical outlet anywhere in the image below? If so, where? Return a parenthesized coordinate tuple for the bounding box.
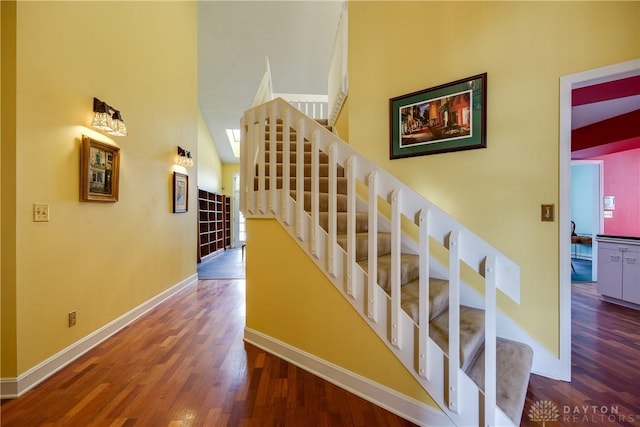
(68, 311, 77, 327)
(33, 203, 50, 222)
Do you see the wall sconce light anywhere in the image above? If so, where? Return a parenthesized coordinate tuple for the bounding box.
(176, 146, 194, 167)
(91, 97, 127, 136)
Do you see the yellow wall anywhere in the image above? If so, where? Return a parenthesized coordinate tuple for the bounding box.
(197, 110, 222, 193)
(346, 1, 640, 353)
(221, 163, 240, 199)
(2, 1, 198, 376)
(1, 0, 18, 377)
(246, 219, 437, 407)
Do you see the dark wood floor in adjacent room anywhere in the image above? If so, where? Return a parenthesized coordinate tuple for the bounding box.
(0, 280, 415, 427)
(522, 282, 640, 427)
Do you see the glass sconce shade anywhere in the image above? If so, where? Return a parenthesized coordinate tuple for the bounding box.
(92, 97, 127, 136)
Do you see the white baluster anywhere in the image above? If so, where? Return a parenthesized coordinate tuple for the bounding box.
(418, 208, 431, 379)
(448, 230, 461, 413)
(281, 109, 291, 225)
(268, 104, 277, 214)
(484, 255, 497, 427)
(295, 119, 305, 241)
(310, 131, 320, 258)
(239, 115, 247, 215)
(246, 109, 257, 215)
(257, 107, 266, 215)
(367, 171, 378, 321)
(327, 143, 338, 277)
(390, 188, 401, 348)
(346, 155, 356, 298)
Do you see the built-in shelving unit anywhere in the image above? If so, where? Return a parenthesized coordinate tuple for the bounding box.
(198, 189, 231, 262)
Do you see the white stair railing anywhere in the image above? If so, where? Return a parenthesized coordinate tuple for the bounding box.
(274, 93, 328, 119)
(240, 98, 521, 427)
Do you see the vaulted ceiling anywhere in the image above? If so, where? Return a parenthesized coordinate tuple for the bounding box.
(197, 3, 638, 164)
(198, 1, 343, 164)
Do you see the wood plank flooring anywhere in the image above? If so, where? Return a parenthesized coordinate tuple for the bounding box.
(0, 280, 415, 427)
(3, 279, 640, 426)
(522, 282, 640, 426)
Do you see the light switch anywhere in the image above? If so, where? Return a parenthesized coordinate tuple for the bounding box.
(541, 204, 554, 222)
(33, 203, 49, 222)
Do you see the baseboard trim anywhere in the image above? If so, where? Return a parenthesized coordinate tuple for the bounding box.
(244, 328, 452, 427)
(0, 274, 198, 399)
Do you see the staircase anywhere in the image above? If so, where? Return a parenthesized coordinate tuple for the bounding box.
(241, 98, 533, 426)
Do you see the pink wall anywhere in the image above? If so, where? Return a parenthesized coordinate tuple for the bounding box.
(591, 148, 640, 236)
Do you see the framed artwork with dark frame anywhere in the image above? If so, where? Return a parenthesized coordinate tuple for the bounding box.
(390, 73, 487, 159)
(80, 135, 120, 202)
(173, 172, 188, 213)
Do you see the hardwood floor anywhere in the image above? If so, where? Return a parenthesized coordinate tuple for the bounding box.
(3, 279, 640, 426)
(0, 280, 415, 427)
(522, 282, 640, 426)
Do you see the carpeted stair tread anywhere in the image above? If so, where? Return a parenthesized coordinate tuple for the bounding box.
(264, 140, 312, 150)
(401, 278, 449, 323)
(258, 163, 344, 178)
(465, 337, 534, 426)
(337, 232, 392, 261)
(254, 176, 348, 194)
(291, 191, 348, 212)
(264, 151, 330, 164)
(318, 212, 368, 234)
(429, 305, 486, 371)
(357, 254, 420, 293)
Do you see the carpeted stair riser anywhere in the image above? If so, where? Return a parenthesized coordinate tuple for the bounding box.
(264, 140, 313, 150)
(337, 232, 392, 262)
(254, 177, 349, 194)
(401, 278, 450, 323)
(357, 254, 421, 293)
(258, 163, 345, 178)
(428, 306, 486, 372)
(264, 151, 330, 164)
(466, 338, 533, 426)
(260, 119, 532, 425)
(290, 191, 349, 213)
(318, 212, 368, 234)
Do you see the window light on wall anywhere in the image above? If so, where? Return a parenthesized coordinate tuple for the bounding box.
(226, 129, 241, 158)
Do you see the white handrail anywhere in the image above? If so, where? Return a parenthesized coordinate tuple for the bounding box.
(250, 57, 273, 108)
(241, 98, 520, 426)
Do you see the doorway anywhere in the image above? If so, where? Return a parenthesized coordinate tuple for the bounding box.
(233, 173, 246, 247)
(558, 58, 640, 381)
(570, 160, 603, 282)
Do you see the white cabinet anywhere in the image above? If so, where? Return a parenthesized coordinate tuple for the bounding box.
(596, 236, 640, 308)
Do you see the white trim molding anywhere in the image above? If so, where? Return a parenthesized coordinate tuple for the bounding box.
(559, 58, 640, 383)
(244, 328, 453, 427)
(1, 274, 198, 399)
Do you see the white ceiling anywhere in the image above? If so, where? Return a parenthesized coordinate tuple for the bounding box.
(198, 1, 343, 164)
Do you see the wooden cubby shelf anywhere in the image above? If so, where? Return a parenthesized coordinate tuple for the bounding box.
(197, 188, 231, 263)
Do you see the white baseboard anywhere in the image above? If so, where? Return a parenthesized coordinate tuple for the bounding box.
(244, 328, 453, 427)
(0, 274, 198, 399)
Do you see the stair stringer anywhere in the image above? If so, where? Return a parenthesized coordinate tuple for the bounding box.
(246, 189, 515, 427)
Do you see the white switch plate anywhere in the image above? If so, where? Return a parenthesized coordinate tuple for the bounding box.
(33, 203, 49, 222)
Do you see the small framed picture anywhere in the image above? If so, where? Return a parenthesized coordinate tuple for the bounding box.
(173, 172, 188, 213)
(80, 135, 120, 202)
(390, 73, 487, 159)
